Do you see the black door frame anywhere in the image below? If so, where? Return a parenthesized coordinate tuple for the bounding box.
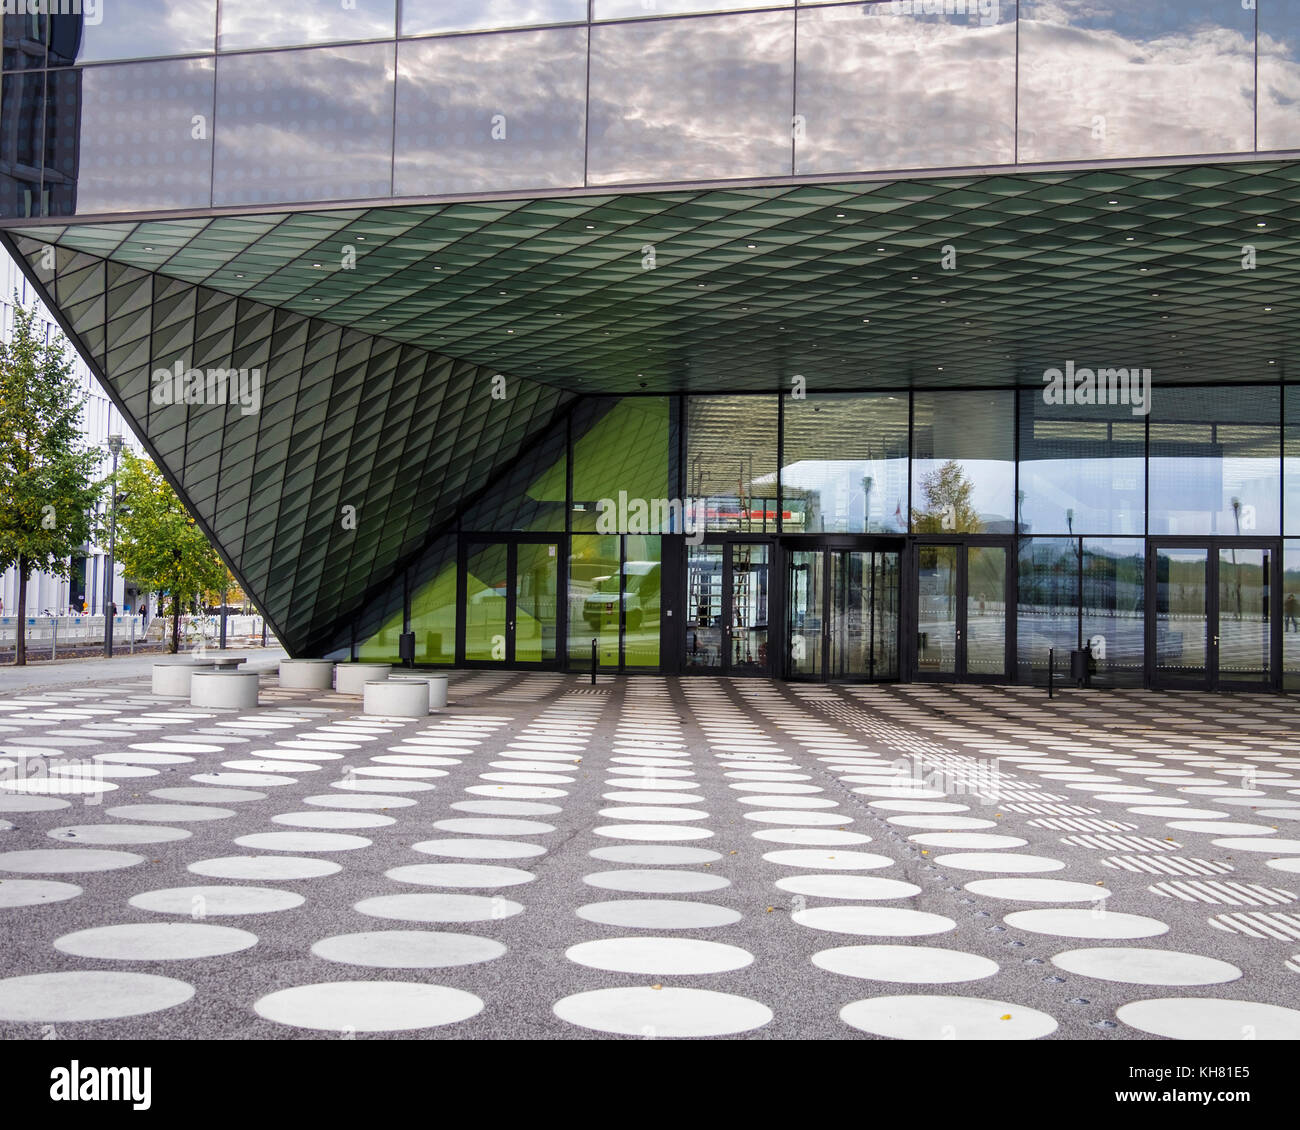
(779, 534, 906, 683)
(682, 535, 775, 677)
(456, 533, 566, 669)
(908, 535, 1016, 683)
(1145, 537, 1280, 692)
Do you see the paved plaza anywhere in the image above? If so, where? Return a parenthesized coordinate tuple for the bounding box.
(1, 668, 1299, 1040)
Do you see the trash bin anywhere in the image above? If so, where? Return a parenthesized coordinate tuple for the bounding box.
(1069, 647, 1091, 687)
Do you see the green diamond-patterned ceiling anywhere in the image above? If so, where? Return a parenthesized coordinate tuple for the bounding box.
(5, 159, 1300, 393)
(1, 230, 571, 656)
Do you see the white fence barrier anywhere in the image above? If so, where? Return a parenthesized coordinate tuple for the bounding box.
(0, 615, 267, 647)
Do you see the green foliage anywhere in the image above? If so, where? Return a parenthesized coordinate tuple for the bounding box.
(910, 459, 985, 534)
(0, 299, 104, 662)
(112, 449, 228, 652)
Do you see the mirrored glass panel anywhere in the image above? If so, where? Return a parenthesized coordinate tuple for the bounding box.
(1148, 387, 1280, 537)
(1218, 545, 1271, 685)
(588, 11, 794, 185)
(596, 1, 784, 18)
(401, 0, 588, 37)
(219, 0, 394, 51)
(787, 548, 823, 679)
(5, 11, 49, 69)
(408, 546, 457, 665)
(515, 541, 560, 663)
(686, 395, 778, 533)
(911, 390, 1014, 533)
(1081, 537, 1144, 687)
(796, 1, 1014, 176)
(569, 533, 621, 669)
(46, 59, 215, 216)
(1261, 0, 1300, 151)
(0, 70, 44, 218)
(1017, 537, 1078, 681)
(1153, 545, 1209, 683)
(966, 545, 1006, 676)
(213, 43, 395, 206)
(572, 398, 672, 533)
(394, 27, 586, 197)
(782, 393, 908, 534)
(464, 541, 509, 661)
(1285, 386, 1300, 535)
(1018, 0, 1254, 163)
(686, 542, 724, 671)
(1018, 391, 1145, 535)
(1285, 542, 1300, 690)
(623, 534, 662, 668)
(50, 0, 216, 65)
(916, 544, 957, 674)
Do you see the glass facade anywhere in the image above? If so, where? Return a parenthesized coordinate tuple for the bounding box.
(6, 1, 1298, 218)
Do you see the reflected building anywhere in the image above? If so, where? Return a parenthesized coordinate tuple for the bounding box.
(3, 1, 1300, 689)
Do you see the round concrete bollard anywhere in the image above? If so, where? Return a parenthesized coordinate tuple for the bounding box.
(152, 660, 216, 697)
(279, 658, 335, 690)
(190, 670, 260, 710)
(334, 663, 392, 695)
(389, 673, 449, 712)
(362, 679, 428, 719)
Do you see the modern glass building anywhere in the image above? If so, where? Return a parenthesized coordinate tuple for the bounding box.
(3, 1, 1300, 690)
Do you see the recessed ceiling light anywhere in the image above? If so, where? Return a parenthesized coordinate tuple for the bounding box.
(506, 329, 514, 334)
(235, 273, 244, 278)
(862, 318, 870, 323)
(433, 265, 442, 270)
(143, 246, 154, 252)
(746, 244, 757, 249)
(1269, 360, 1276, 365)
(313, 297, 321, 302)
(1265, 306, 1273, 311)
(876, 247, 885, 252)
(1257, 221, 1267, 228)
(1125, 236, 1135, 241)
(585, 224, 595, 230)
(937, 366, 944, 371)
(499, 291, 507, 295)
(1107, 199, 1119, 205)
(1138, 267, 1148, 272)
(356, 235, 365, 241)
(312, 263, 322, 268)
(835, 213, 846, 218)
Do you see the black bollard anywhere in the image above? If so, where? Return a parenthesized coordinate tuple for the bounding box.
(591, 637, 597, 686)
(1048, 648, 1054, 699)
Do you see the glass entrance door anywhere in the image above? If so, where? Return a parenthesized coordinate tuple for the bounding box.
(786, 543, 902, 681)
(462, 538, 560, 666)
(914, 541, 1011, 681)
(685, 542, 770, 675)
(1149, 541, 1276, 690)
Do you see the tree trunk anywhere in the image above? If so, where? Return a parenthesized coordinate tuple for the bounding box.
(15, 558, 28, 666)
(170, 595, 180, 654)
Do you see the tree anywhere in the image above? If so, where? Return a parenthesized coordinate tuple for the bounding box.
(910, 460, 985, 534)
(111, 450, 228, 653)
(0, 300, 104, 665)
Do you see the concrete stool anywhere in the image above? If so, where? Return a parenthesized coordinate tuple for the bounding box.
(362, 679, 428, 718)
(190, 670, 259, 709)
(335, 663, 392, 695)
(390, 673, 449, 711)
(152, 660, 216, 697)
(211, 655, 247, 670)
(279, 658, 334, 690)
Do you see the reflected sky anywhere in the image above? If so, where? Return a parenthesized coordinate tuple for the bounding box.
(213, 43, 395, 206)
(401, 0, 587, 37)
(1018, 0, 1254, 162)
(1259, 1, 1300, 151)
(394, 27, 586, 196)
(219, 0, 394, 51)
(71, 0, 216, 63)
(595, 0, 785, 19)
(588, 10, 794, 185)
(796, 2, 1015, 175)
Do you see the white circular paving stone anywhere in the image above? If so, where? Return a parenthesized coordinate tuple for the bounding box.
(0, 848, 143, 873)
(188, 856, 342, 881)
(149, 787, 266, 804)
(738, 795, 840, 809)
(583, 869, 729, 894)
(465, 784, 569, 799)
(331, 778, 435, 793)
(743, 810, 852, 826)
(1129, 806, 1226, 819)
(814, 945, 999, 983)
(933, 853, 1066, 874)
(105, 804, 235, 823)
(601, 791, 701, 806)
(0, 878, 81, 907)
(0, 794, 70, 813)
(887, 815, 999, 830)
(601, 778, 699, 791)
(763, 848, 893, 870)
(192, 772, 297, 787)
(1004, 908, 1169, 939)
(129, 742, 222, 754)
(479, 771, 574, 784)
(49, 763, 156, 780)
(304, 793, 416, 809)
(565, 937, 753, 975)
(312, 931, 506, 969)
(869, 800, 970, 814)
(593, 824, 714, 841)
(47, 824, 190, 846)
(224, 759, 323, 774)
(385, 863, 536, 888)
(1266, 858, 1300, 875)
(909, 833, 1028, 849)
(729, 782, 822, 794)
(255, 981, 483, 1033)
(776, 874, 922, 900)
(793, 906, 956, 936)
(130, 885, 305, 915)
(234, 831, 372, 853)
(451, 800, 561, 816)
(1050, 947, 1241, 986)
(1169, 820, 1277, 835)
(355, 893, 524, 922)
(272, 811, 395, 830)
(1117, 998, 1300, 1040)
(597, 806, 708, 823)
(841, 996, 1058, 1040)
(604, 766, 692, 779)
(752, 829, 872, 846)
(588, 845, 722, 865)
(0, 971, 195, 1022)
(0, 777, 117, 796)
(431, 818, 555, 836)
(1211, 837, 1300, 853)
(374, 754, 460, 767)
(412, 839, 546, 860)
(576, 899, 741, 930)
(553, 987, 771, 1037)
(54, 922, 258, 961)
(965, 878, 1112, 902)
